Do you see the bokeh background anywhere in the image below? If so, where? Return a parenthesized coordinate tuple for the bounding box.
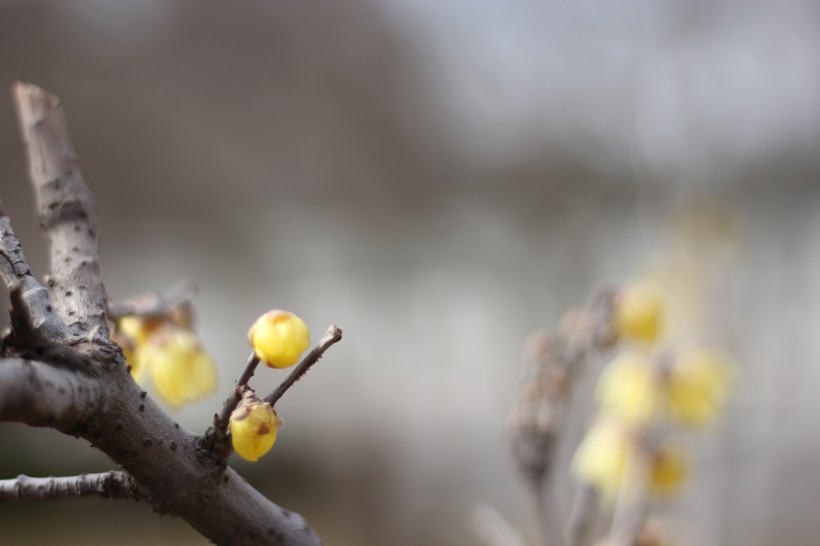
(1, 1, 819, 545)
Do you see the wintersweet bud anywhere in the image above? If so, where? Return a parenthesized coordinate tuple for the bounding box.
(248, 310, 310, 368)
(615, 281, 664, 342)
(230, 393, 283, 461)
(142, 327, 218, 407)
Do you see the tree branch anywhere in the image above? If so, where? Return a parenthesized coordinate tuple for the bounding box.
(0, 471, 144, 502)
(265, 325, 343, 406)
(12, 82, 108, 336)
(3, 84, 328, 545)
(0, 357, 99, 428)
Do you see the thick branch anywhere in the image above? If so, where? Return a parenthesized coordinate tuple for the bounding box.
(0, 357, 99, 428)
(12, 82, 108, 335)
(0, 471, 143, 502)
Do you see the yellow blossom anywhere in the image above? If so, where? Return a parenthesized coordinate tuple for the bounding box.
(572, 419, 628, 501)
(615, 281, 665, 342)
(597, 346, 730, 428)
(666, 348, 730, 427)
(142, 327, 218, 407)
(572, 420, 687, 502)
(248, 310, 310, 368)
(230, 395, 283, 461)
(597, 351, 659, 426)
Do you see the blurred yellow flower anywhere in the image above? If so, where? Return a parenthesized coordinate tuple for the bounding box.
(572, 419, 628, 501)
(597, 351, 658, 426)
(142, 328, 218, 407)
(572, 420, 687, 502)
(230, 395, 283, 461)
(615, 281, 665, 342)
(666, 348, 731, 428)
(248, 310, 310, 368)
(597, 347, 730, 428)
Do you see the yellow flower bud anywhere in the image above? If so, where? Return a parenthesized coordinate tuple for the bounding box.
(142, 327, 218, 407)
(248, 310, 310, 368)
(230, 394, 283, 461)
(666, 348, 730, 428)
(597, 351, 659, 426)
(615, 281, 664, 342)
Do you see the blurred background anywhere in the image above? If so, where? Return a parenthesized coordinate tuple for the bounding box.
(1, 0, 819, 544)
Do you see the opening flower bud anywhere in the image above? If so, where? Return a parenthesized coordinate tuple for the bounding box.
(230, 392, 283, 461)
(248, 310, 310, 368)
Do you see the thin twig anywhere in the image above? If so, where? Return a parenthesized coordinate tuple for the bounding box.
(265, 325, 343, 406)
(13, 82, 108, 335)
(566, 483, 598, 546)
(0, 471, 145, 502)
(216, 352, 261, 432)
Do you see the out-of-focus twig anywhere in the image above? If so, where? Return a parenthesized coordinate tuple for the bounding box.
(508, 287, 617, 546)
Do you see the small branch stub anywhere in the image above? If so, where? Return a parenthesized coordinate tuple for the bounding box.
(0, 471, 144, 502)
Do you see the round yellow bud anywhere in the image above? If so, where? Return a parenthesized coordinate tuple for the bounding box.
(615, 282, 664, 342)
(248, 310, 310, 368)
(230, 397, 283, 461)
(143, 327, 218, 407)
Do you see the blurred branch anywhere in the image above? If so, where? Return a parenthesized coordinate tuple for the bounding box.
(0, 471, 144, 502)
(508, 287, 616, 546)
(12, 82, 108, 337)
(107, 280, 197, 321)
(566, 483, 598, 546)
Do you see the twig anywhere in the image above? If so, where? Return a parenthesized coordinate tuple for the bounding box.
(107, 280, 197, 320)
(508, 287, 617, 546)
(216, 352, 261, 432)
(0, 471, 144, 502)
(13, 82, 108, 335)
(265, 325, 343, 407)
(566, 483, 598, 546)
